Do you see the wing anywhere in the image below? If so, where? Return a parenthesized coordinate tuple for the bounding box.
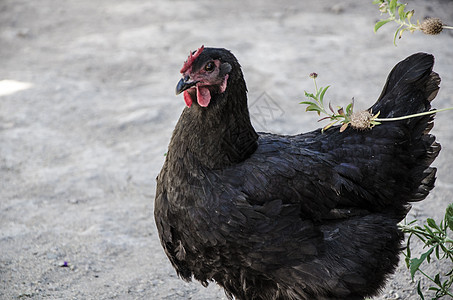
(219, 122, 435, 221)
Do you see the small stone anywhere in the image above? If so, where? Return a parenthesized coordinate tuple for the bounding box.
(16, 28, 30, 38)
(59, 261, 69, 267)
(330, 4, 344, 14)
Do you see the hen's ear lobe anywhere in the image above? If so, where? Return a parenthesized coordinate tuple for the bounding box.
(219, 63, 232, 76)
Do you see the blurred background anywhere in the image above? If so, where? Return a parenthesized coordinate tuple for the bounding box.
(1, 0, 452, 299)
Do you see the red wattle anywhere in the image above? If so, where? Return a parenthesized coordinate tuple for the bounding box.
(197, 86, 211, 107)
(183, 91, 193, 107)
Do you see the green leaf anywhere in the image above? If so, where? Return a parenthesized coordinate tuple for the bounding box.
(398, 3, 406, 21)
(404, 255, 410, 268)
(405, 238, 412, 267)
(446, 203, 453, 231)
(423, 225, 435, 237)
(305, 104, 322, 115)
(417, 281, 425, 300)
(299, 101, 317, 105)
(319, 86, 330, 102)
(389, 0, 398, 15)
(304, 91, 315, 99)
(393, 25, 404, 45)
(434, 273, 441, 286)
(407, 9, 414, 23)
(407, 219, 418, 225)
(427, 218, 440, 231)
(305, 105, 321, 112)
(374, 19, 392, 32)
(410, 247, 434, 279)
(346, 102, 354, 115)
(442, 279, 451, 289)
(399, 27, 408, 39)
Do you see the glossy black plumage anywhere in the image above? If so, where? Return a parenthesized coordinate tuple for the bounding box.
(155, 48, 441, 300)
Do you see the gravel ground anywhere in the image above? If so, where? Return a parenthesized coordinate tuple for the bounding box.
(1, 0, 452, 299)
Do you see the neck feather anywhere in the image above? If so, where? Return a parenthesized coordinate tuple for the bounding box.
(169, 76, 258, 169)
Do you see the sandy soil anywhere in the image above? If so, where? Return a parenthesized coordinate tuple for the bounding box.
(1, 0, 452, 299)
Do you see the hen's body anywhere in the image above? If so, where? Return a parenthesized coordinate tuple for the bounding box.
(155, 49, 441, 299)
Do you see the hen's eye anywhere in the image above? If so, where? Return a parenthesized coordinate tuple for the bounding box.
(205, 62, 215, 72)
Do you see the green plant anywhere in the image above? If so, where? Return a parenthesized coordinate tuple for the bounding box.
(300, 73, 380, 132)
(400, 203, 453, 299)
(300, 73, 453, 132)
(372, 0, 453, 45)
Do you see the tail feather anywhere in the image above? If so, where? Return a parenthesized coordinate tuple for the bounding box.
(371, 53, 439, 119)
(425, 73, 441, 102)
(373, 53, 441, 206)
(411, 168, 437, 201)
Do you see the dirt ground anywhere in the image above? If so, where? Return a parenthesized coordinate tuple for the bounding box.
(1, 0, 452, 299)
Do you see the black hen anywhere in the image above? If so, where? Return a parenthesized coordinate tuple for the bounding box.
(155, 46, 441, 300)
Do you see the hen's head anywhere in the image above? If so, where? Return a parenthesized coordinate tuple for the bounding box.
(176, 46, 240, 108)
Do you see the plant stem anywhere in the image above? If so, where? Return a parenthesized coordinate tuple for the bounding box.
(375, 107, 453, 122)
(387, 5, 416, 31)
(402, 227, 432, 237)
(417, 264, 436, 282)
(443, 25, 453, 30)
(416, 268, 453, 297)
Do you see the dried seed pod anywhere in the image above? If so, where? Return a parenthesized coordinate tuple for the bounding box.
(350, 110, 374, 130)
(420, 18, 444, 35)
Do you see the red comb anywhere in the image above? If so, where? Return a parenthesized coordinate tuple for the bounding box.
(180, 45, 205, 73)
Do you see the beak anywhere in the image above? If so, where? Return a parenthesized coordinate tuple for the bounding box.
(176, 76, 198, 95)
